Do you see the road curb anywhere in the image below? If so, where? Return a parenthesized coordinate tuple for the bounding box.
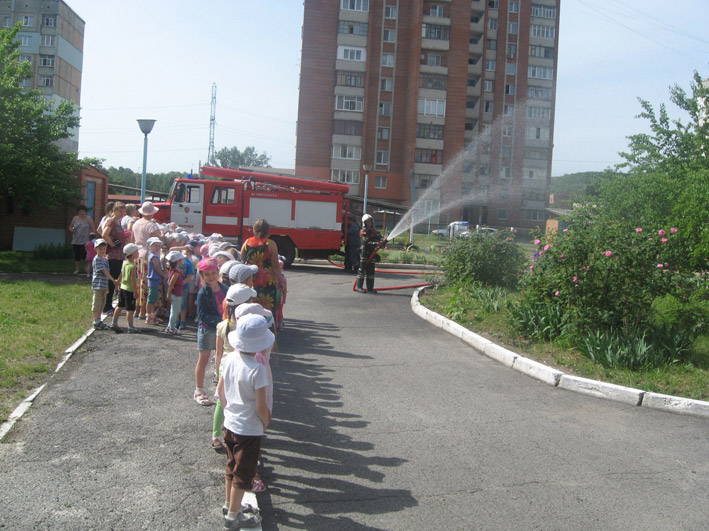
(0, 323, 98, 442)
(411, 287, 709, 419)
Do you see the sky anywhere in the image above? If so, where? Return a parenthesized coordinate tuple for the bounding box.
(68, 0, 709, 177)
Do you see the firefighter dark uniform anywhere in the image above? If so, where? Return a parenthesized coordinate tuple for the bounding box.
(356, 214, 385, 293)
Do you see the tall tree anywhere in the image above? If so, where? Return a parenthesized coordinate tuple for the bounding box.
(212, 146, 271, 169)
(0, 24, 88, 211)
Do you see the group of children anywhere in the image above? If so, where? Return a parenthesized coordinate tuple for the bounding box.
(88, 226, 282, 528)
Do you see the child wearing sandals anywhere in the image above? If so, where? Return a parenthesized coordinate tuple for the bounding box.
(146, 237, 167, 325)
(217, 314, 274, 529)
(195, 257, 228, 407)
(164, 250, 185, 335)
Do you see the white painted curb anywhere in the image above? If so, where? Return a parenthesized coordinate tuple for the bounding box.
(641, 392, 709, 418)
(412, 287, 709, 419)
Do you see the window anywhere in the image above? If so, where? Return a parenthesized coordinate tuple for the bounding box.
(333, 120, 363, 135)
(430, 5, 445, 17)
(507, 44, 517, 57)
(377, 127, 390, 140)
(488, 0, 499, 8)
(508, 22, 518, 34)
(376, 151, 389, 165)
(414, 149, 442, 164)
(39, 55, 55, 67)
(467, 78, 476, 87)
(341, 0, 369, 11)
(498, 209, 508, 221)
(524, 148, 549, 160)
(525, 168, 538, 179)
(531, 24, 555, 39)
(375, 176, 388, 189)
(482, 124, 492, 135)
(337, 71, 364, 87)
(42, 35, 55, 46)
(383, 29, 396, 42)
(422, 24, 450, 40)
(471, 36, 479, 45)
(502, 125, 513, 137)
(414, 174, 437, 189)
(485, 59, 496, 71)
(529, 45, 555, 59)
(531, 4, 556, 19)
(420, 75, 447, 90)
(528, 85, 553, 100)
(487, 38, 497, 50)
(426, 53, 442, 66)
(384, 6, 397, 18)
(332, 144, 362, 159)
(338, 20, 368, 36)
(484, 100, 494, 113)
(338, 46, 366, 61)
(18, 55, 32, 64)
(417, 98, 446, 117)
(42, 15, 57, 26)
(528, 65, 554, 80)
(416, 123, 444, 140)
(21, 15, 34, 27)
(466, 98, 477, 109)
(379, 102, 392, 116)
(380, 78, 393, 91)
(468, 57, 478, 65)
(526, 106, 551, 120)
(175, 184, 201, 203)
(484, 80, 494, 91)
(3, 16, 11, 28)
(501, 147, 512, 159)
(20, 35, 31, 46)
(506, 63, 516, 75)
(500, 167, 511, 179)
(211, 187, 235, 205)
(382, 53, 394, 67)
(509, 1, 520, 13)
(332, 169, 360, 184)
(335, 95, 364, 111)
(505, 83, 515, 95)
(488, 18, 498, 30)
(465, 121, 475, 131)
(503, 104, 514, 116)
(525, 210, 550, 221)
(479, 164, 490, 176)
(525, 126, 550, 141)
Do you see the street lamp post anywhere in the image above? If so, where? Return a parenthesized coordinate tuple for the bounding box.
(137, 119, 156, 204)
(362, 164, 371, 216)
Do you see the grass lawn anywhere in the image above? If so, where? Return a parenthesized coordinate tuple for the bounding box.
(422, 286, 709, 402)
(0, 251, 76, 274)
(0, 280, 91, 424)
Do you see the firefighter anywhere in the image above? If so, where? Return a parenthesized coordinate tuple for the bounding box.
(356, 214, 386, 294)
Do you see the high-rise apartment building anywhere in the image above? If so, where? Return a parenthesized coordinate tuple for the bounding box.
(295, 0, 560, 229)
(1, 0, 84, 152)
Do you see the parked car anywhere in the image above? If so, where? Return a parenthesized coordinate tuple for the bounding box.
(432, 221, 470, 239)
(460, 226, 498, 238)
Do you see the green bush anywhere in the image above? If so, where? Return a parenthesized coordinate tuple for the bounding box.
(33, 243, 73, 260)
(507, 300, 572, 342)
(443, 232, 527, 289)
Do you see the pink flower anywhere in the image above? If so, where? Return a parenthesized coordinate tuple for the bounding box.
(575, 284, 579, 287)
(657, 264, 663, 268)
(635, 228, 643, 233)
(544, 244, 550, 251)
(539, 251, 544, 256)
(530, 265, 534, 270)
(658, 229, 666, 236)
(572, 276, 578, 282)
(648, 238, 653, 241)
(559, 253, 564, 258)
(554, 290, 560, 296)
(670, 227, 677, 233)
(562, 228, 569, 233)
(605, 251, 612, 257)
(661, 238, 668, 243)
(534, 239, 541, 245)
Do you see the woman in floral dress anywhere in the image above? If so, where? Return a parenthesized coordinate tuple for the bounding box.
(240, 219, 284, 324)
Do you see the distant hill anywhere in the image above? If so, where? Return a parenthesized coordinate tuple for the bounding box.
(550, 172, 604, 197)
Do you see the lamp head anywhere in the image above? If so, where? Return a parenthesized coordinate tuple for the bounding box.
(137, 119, 156, 135)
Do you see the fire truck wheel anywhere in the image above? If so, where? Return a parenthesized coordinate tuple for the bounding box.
(271, 236, 296, 268)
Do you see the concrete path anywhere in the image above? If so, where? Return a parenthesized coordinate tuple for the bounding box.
(1, 264, 708, 530)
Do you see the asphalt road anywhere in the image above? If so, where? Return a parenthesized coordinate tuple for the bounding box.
(1, 264, 708, 530)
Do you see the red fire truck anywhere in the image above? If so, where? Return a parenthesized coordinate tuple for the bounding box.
(153, 166, 350, 267)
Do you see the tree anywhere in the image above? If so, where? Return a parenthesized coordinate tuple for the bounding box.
(212, 146, 271, 169)
(595, 72, 709, 269)
(0, 24, 89, 211)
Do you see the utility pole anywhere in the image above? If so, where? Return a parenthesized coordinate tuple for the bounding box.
(207, 83, 216, 166)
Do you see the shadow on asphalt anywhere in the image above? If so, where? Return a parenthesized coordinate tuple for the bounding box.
(259, 318, 417, 529)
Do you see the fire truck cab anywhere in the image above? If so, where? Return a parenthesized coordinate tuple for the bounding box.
(154, 167, 349, 267)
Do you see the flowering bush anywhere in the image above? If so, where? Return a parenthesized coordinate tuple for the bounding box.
(514, 206, 706, 368)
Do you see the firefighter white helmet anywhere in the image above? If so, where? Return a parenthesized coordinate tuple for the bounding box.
(362, 214, 373, 224)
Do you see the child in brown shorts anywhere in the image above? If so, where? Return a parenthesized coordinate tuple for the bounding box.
(216, 314, 274, 529)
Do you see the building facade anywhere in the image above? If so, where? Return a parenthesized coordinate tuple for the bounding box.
(295, 0, 560, 229)
(1, 0, 84, 152)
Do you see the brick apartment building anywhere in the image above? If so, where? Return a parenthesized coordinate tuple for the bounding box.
(295, 0, 560, 230)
